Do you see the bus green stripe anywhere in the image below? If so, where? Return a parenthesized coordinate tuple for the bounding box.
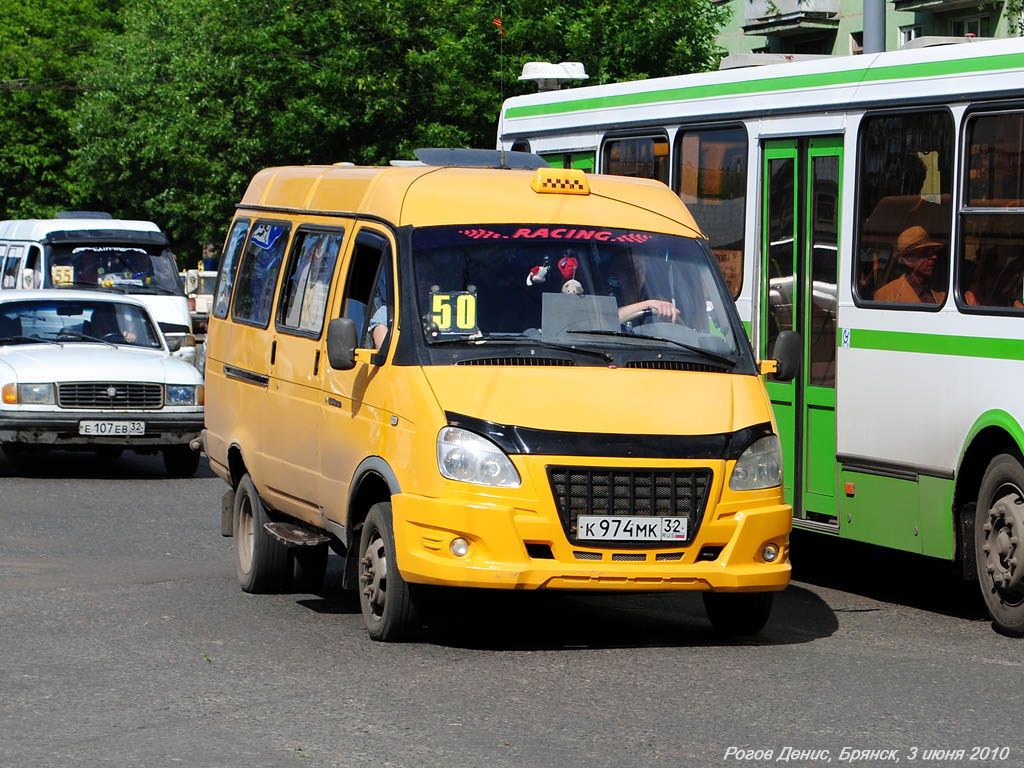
(505, 52, 1024, 120)
(849, 328, 1024, 360)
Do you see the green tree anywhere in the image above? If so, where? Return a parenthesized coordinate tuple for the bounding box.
(65, 0, 727, 260)
(0, 0, 121, 217)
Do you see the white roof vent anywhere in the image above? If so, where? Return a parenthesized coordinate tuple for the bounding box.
(519, 61, 589, 91)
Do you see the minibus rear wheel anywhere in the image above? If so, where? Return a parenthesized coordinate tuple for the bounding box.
(234, 474, 290, 593)
(358, 502, 418, 641)
(975, 453, 1024, 637)
(702, 591, 773, 635)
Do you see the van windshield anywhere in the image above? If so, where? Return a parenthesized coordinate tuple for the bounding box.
(44, 245, 184, 295)
(411, 224, 745, 363)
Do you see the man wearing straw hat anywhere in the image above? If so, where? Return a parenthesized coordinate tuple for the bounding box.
(875, 225, 946, 304)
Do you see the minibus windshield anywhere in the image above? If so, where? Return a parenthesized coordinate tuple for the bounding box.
(411, 224, 744, 362)
(45, 245, 184, 295)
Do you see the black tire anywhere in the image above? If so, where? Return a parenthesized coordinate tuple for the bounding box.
(163, 445, 201, 477)
(975, 453, 1024, 637)
(358, 502, 418, 641)
(95, 446, 124, 460)
(233, 474, 290, 593)
(702, 591, 774, 636)
(292, 545, 329, 593)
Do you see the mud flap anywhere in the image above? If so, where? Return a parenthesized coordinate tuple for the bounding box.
(221, 489, 235, 537)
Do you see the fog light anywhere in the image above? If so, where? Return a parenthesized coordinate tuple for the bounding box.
(761, 542, 780, 562)
(450, 537, 469, 557)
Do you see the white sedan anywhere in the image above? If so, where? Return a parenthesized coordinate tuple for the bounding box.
(0, 290, 204, 476)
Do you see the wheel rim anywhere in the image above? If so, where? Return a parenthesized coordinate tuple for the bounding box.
(237, 495, 255, 574)
(360, 528, 388, 622)
(983, 482, 1024, 606)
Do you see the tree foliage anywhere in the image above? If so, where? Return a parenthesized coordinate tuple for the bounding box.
(1, 0, 728, 260)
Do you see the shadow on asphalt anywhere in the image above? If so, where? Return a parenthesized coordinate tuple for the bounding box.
(789, 529, 987, 622)
(297, 555, 839, 650)
(0, 448, 218, 480)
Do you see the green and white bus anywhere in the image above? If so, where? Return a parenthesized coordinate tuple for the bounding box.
(497, 37, 1024, 635)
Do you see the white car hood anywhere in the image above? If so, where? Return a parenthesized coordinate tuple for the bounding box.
(0, 343, 202, 384)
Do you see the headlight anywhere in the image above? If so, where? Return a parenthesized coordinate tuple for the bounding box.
(729, 435, 782, 491)
(17, 383, 55, 405)
(436, 426, 521, 487)
(165, 384, 203, 406)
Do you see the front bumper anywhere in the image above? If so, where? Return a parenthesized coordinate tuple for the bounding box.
(391, 491, 791, 592)
(0, 410, 203, 446)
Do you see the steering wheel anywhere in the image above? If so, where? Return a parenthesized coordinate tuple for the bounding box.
(101, 332, 125, 342)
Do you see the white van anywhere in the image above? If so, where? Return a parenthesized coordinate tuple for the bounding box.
(0, 213, 196, 363)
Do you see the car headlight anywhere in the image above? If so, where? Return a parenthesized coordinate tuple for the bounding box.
(165, 384, 203, 406)
(729, 435, 782, 491)
(436, 426, 521, 487)
(14, 383, 56, 405)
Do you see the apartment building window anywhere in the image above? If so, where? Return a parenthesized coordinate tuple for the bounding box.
(900, 25, 922, 45)
(951, 15, 990, 37)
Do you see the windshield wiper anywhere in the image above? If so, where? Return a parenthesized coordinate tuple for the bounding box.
(566, 329, 737, 368)
(0, 334, 60, 346)
(127, 285, 180, 295)
(52, 331, 118, 348)
(428, 334, 613, 363)
(53, 281, 127, 293)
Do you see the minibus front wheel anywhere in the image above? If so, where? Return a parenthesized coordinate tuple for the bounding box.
(358, 502, 419, 641)
(702, 591, 773, 636)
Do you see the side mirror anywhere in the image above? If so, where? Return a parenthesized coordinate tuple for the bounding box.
(770, 330, 801, 382)
(184, 270, 200, 294)
(326, 317, 358, 370)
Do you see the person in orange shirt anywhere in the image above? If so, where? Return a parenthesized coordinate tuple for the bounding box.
(874, 225, 946, 304)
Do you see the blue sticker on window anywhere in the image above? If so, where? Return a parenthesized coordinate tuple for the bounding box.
(251, 223, 285, 250)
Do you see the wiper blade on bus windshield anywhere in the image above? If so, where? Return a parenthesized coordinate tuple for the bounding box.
(428, 334, 613, 363)
(566, 329, 737, 368)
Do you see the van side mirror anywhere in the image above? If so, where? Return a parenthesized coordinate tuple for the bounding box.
(770, 330, 801, 382)
(326, 317, 358, 370)
(184, 270, 200, 294)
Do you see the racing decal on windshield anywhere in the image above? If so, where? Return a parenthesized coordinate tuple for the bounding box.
(457, 227, 653, 244)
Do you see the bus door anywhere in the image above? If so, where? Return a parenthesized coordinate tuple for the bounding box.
(761, 137, 841, 527)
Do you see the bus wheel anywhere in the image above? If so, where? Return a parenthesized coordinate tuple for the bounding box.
(358, 502, 418, 641)
(702, 591, 773, 635)
(234, 474, 290, 593)
(976, 454, 1024, 637)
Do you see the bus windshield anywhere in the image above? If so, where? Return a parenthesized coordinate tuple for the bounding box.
(45, 244, 184, 295)
(411, 224, 744, 362)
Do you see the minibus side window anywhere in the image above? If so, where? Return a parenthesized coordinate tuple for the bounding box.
(2, 245, 25, 288)
(212, 219, 250, 319)
(602, 135, 669, 184)
(22, 246, 42, 289)
(341, 233, 393, 350)
(277, 229, 344, 335)
(231, 221, 290, 328)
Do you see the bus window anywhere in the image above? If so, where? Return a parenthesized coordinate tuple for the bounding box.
(855, 111, 953, 306)
(540, 151, 595, 173)
(675, 126, 747, 297)
(602, 135, 669, 184)
(959, 111, 1024, 312)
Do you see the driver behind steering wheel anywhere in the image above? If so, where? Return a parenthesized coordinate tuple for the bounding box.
(608, 253, 679, 325)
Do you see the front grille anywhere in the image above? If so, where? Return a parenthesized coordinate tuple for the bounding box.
(58, 382, 163, 410)
(548, 466, 712, 548)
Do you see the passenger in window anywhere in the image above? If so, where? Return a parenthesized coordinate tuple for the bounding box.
(366, 269, 391, 349)
(965, 251, 1024, 309)
(874, 226, 946, 304)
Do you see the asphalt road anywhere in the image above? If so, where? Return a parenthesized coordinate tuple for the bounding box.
(1, 450, 1021, 768)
